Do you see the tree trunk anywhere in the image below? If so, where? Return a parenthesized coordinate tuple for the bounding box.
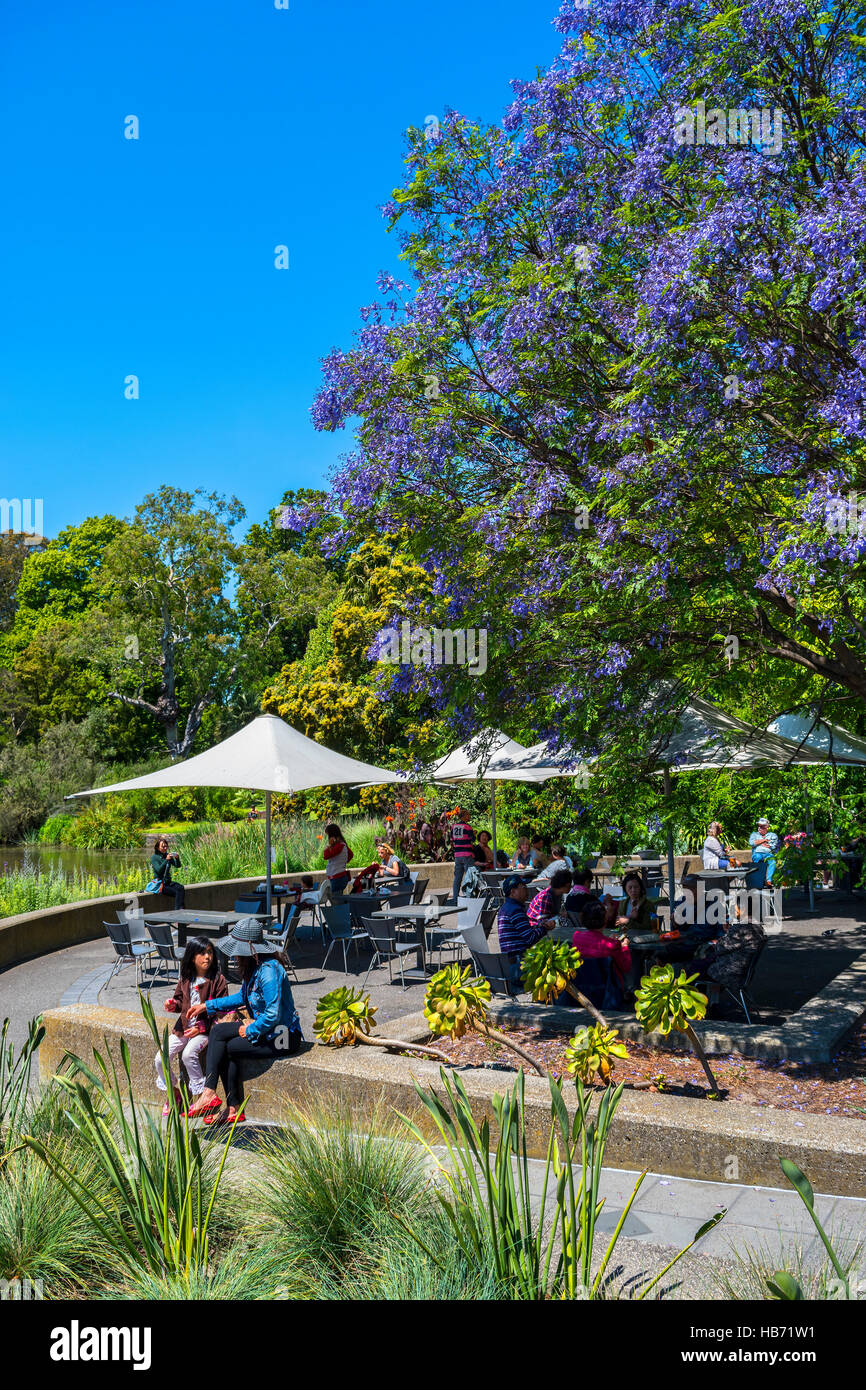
(353, 1032, 452, 1064)
(684, 1022, 721, 1097)
(564, 983, 610, 1029)
(475, 1019, 545, 1076)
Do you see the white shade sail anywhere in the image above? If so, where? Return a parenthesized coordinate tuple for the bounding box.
(647, 694, 854, 772)
(68, 713, 404, 798)
(765, 711, 866, 766)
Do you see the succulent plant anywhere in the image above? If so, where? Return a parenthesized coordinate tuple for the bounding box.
(565, 1024, 628, 1086)
(424, 964, 491, 1038)
(521, 938, 583, 1004)
(315, 985, 452, 1063)
(424, 965, 544, 1075)
(634, 964, 707, 1036)
(520, 936, 610, 1028)
(314, 986, 377, 1046)
(634, 964, 720, 1097)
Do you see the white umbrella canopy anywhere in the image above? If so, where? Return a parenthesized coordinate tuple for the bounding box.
(69, 713, 403, 910)
(430, 730, 531, 781)
(430, 730, 535, 862)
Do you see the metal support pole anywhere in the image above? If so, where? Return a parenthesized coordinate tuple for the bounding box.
(265, 791, 273, 917)
(490, 783, 498, 863)
(664, 768, 676, 926)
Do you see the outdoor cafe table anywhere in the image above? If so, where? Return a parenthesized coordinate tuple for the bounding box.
(143, 910, 245, 949)
(688, 866, 755, 923)
(370, 903, 461, 981)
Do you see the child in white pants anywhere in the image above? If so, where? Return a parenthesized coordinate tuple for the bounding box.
(155, 1029, 209, 1105)
(155, 935, 230, 1116)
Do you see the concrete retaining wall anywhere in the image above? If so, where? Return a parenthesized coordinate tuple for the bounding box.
(0, 862, 454, 971)
(38, 1003, 866, 1196)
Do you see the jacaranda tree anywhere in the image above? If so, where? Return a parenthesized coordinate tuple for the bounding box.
(288, 0, 866, 771)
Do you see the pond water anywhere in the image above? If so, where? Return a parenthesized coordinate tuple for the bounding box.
(0, 845, 144, 881)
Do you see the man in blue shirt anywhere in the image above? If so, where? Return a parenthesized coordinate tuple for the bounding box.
(748, 817, 779, 885)
(497, 874, 555, 987)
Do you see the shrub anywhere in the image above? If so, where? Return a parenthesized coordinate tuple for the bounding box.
(250, 1094, 432, 1287)
(65, 796, 145, 850)
(0, 867, 148, 921)
(37, 814, 78, 845)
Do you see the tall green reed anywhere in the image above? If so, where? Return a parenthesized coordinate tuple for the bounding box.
(23, 994, 238, 1285)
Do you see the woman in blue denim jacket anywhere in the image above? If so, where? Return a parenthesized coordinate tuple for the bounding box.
(186, 918, 302, 1126)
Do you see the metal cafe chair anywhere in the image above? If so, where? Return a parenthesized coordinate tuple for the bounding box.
(361, 916, 417, 991)
(103, 920, 156, 986)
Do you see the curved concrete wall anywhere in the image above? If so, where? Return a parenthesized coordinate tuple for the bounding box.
(0, 864, 455, 970)
(0, 852, 752, 971)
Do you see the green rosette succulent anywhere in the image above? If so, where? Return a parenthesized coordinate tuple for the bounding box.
(634, 964, 708, 1036)
(521, 937, 583, 1004)
(424, 964, 491, 1038)
(314, 986, 378, 1046)
(565, 1024, 628, 1086)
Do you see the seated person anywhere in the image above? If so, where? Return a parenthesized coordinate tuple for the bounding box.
(611, 871, 654, 932)
(495, 848, 511, 869)
(534, 844, 573, 881)
(374, 837, 409, 883)
(497, 874, 555, 986)
(512, 837, 533, 870)
(477, 831, 495, 866)
(748, 817, 778, 886)
(700, 918, 766, 991)
(529, 836, 549, 871)
(286, 875, 322, 911)
(702, 822, 738, 870)
(527, 869, 574, 929)
(571, 900, 632, 994)
(565, 866, 602, 917)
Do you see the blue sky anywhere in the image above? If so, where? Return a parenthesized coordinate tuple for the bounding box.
(0, 0, 562, 540)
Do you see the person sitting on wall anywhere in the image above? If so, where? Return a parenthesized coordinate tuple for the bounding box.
(186, 919, 303, 1127)
(155, 936, 230, 1116)
(150, 836, 186, 909)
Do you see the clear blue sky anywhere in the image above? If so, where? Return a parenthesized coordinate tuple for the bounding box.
(0, 0, 561, 540)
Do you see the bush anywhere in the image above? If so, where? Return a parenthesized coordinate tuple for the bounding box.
(0, 867, 148, 920)
(250, 1095, 432, 1288)
(37, 814, 78, 844)
(65, 796, 145, 850)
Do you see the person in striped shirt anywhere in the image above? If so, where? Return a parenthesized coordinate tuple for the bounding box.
(527, 869, 574, 931)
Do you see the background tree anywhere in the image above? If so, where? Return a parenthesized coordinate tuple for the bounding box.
(236, 488, 340, 697)
(85, 487, 245, 759)
(263, 533, 440, 764)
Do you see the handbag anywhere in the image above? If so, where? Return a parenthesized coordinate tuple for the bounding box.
(145, 878, 164, 894)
